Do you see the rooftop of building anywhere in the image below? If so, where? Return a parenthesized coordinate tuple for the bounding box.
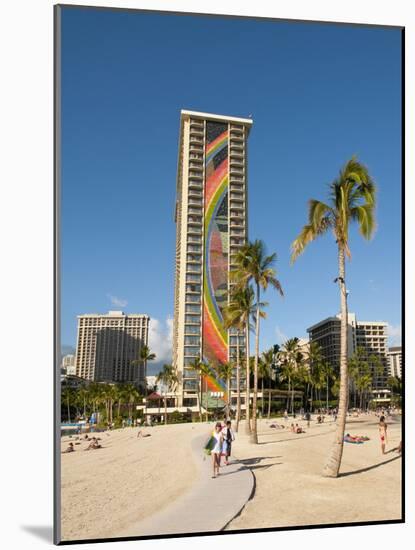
(388, 346, 402, 352)
(77, 311, 150, 319)
(307, 313, 387, 333)
(180, 109, 253, 127)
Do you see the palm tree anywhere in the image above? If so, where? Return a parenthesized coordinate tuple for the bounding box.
(258, 354, 271, 417)
(156, 364, 179, 424)
(61, 387, 74, 423)
(278, 338, 303, 415)
(123, 383, 140, 421)
(231, 240, 283, 444)
(218, 361, 234, 420)
(291, 156, 376, 477)
(132, 344, 156, 391)
(320, 362, 335, 411)
(304, 342, 324, 411)
(224, 286, 256, 434)
(189, 357, 212, 421)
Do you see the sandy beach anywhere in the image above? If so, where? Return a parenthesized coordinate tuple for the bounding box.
(61, 413, 402, 541)
(229, 414, 402, 530)
(60, 422, 209, 541)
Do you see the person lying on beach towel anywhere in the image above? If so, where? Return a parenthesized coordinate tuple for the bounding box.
(344, 434, 368, 444)
(269, 423, 285, 429)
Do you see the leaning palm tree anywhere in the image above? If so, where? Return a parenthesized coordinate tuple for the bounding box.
(224, 286, 256, 434)
(291, 156, 376, 477)
(231, 240, 284, 444)
(156, 364, 179, 424)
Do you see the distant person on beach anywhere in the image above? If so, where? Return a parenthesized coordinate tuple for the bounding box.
(210, 422, 224, 478)
(62, 442, 75, 453)
(137, 430, 151, 438)
(305, 411, 311, 428)
(85, 437, 102, 450)
(222, 420, 235, 465)
(283, 410, 288, 423)
(379, 416, 388, 454)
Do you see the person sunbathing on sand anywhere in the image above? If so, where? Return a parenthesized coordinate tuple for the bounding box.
(85, 437, 102, 450)
(62, 443, 75, 453)
(294, 424, 305, 434)
(137, 430, 151, 438)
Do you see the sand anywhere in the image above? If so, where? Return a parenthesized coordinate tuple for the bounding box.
(60, 413, 402, 541)
(60, 422, 209, 541)
(229, 413, 402, 530)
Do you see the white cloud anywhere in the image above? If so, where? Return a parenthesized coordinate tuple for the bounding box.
(388, 323, 401, 346)
(275, 325, 288, 345)
(107, 294, 128, 308)
(148, 316, 173, 364)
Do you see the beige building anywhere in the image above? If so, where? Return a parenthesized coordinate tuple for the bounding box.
(307, 313, 388, 390)
(387, 346, 402, 378)
(173, 110, 252, 408)
(61, 354, 76, 375)
(75, 310, 149, 386)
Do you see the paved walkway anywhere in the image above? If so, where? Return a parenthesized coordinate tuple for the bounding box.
(117, 432, 255, 537)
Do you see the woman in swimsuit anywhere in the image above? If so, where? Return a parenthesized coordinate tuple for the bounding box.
(379, 415, 388, 454)
(211, 422, 224, 478)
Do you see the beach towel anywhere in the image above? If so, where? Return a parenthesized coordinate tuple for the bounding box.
(204, 435, 216, 455)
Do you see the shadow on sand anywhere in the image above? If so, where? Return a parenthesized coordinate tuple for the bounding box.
(339, 454, 401, 477)
(258, 429, 334, 445)
(219, 456, 283, 476)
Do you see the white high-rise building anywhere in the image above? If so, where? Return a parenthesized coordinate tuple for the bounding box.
(75, 311, 149, 386)
(387, 346, 402, 378)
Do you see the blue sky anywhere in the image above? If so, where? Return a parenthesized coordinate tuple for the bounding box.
(61, 8, 402, 371)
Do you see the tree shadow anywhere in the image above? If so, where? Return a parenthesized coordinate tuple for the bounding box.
(20, 525, 53, 543)
(339, 455, 401, 477)
(258, 430, 333, 445)
(219, 459, 282, 475)
(236, 456, 281, 465)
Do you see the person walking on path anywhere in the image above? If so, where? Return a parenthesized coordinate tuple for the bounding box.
(222, 420, 235, 465)
(210, 422, 224, 478)
(379, 415, 388, 455)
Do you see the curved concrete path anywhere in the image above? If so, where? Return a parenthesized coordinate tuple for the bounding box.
(117, 433, 255, 537)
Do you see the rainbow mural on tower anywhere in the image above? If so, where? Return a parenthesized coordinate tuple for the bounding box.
(202, 121, 229, 396)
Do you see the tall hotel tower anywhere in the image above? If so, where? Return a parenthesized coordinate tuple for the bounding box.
(173, 110, 253, 408)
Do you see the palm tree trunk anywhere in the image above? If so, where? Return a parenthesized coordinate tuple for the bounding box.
(236, 335, 241, 432)
(205, 378, 209, 422)
(323, 246, 348, 477)
(268, 387, 272, 419)
(67, 396, 71, 423)
(245, 320, 251, 434)
(261, 378, 265, 417)
(291, 383, 295, 415)
(227, 377, 230, 420)
(199, 374, 202, 422)
(164, 396, 167, 425)
(326, 378, 329, 411)
(250, 283, 260, 444)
